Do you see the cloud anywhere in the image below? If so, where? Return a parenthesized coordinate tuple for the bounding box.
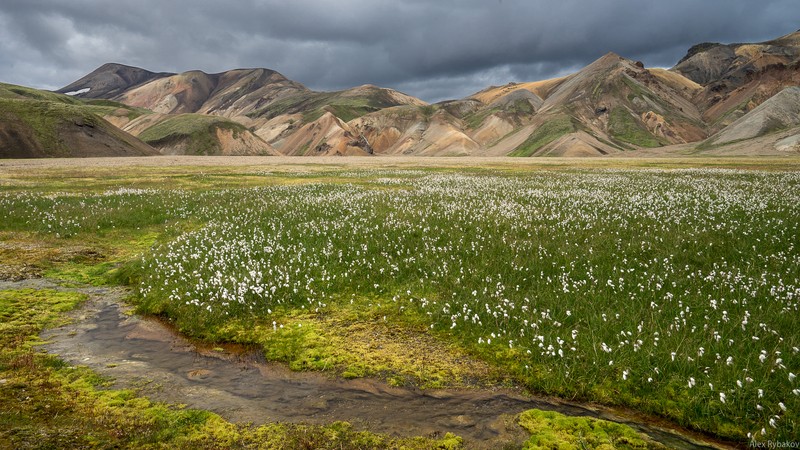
(1, 0, 798, 101)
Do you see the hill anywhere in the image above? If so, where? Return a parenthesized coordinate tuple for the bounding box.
(124, 113, 277, 156)
(0, 83, 157, 158)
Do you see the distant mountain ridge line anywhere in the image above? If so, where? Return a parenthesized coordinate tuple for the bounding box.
(1, 30, 799, 158)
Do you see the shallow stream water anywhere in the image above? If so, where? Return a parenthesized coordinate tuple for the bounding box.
(12, 279, 734, 449)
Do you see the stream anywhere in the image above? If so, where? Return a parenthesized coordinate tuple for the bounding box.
(3, 279, 735, 449)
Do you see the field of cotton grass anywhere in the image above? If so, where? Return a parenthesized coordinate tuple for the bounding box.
(1, 163, 798, 443)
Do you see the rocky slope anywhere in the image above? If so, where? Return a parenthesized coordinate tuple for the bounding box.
(703, 86, 800, 146)
(673, 30, 800, 131)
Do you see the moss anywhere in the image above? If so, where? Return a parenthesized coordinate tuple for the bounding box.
(463, 99, 535, 130)
(138, 113, 248, 155)
(518, 410, 662, 450)
(249, 88, 404, 123)
(154, 295, 501, 389)
(80, 99, 151, 121)
(0, 287, 464, 449)
(0, 83, 82, 104)
(510, 115, 576, 156)
(0, 97, 105, 156)
(608, 108, 663, 148)
(0, 289, 86, 349)
(420, 104, 437, 120)
(463, 108, 499, 129)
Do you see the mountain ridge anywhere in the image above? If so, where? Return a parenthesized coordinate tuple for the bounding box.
(3, 30, 799, 158)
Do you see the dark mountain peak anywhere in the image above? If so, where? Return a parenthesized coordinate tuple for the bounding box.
(57, 63, 173, 99)
(676, 42, 724, 66)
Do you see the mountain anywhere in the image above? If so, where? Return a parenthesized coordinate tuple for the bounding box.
(437, 52, 706, 157)
(56, 63, 172, 99)
(113, 68, 308, 116)
(703, 86, 800, 146)
(243, 84, 429, 154)
(0, 83, 157, 158)
(55, 65, 428, 156)
(11, 28, 797, 158)
(673, 30, 800, 131)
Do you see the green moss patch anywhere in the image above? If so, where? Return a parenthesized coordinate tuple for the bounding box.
(249, 88, 408, 124)
(138, 113, 248, 155)
(511, 115, 576, 156)
(0, 97, 104, 156)
(0, 287, 465, 449)
(519, 409, 663, 450)
(608, 108, 663, 148)
(0, 83, 81, 105)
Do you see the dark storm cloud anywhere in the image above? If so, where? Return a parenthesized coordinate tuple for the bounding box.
(1, 0, 798, 102)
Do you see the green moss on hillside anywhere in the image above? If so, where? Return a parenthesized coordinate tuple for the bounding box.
(138, 114, 247, 155)
(463, 108, 498, 129)
(80, 99, 151, 121)
(608, 108, 663, 148)
(249, 88, 407, 123)
(0, 83, 82, 105)
(0, 98, 105, 156)
(510, 115, 576, 156)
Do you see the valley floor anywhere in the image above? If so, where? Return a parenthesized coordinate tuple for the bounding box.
(2, 157, 798, 449)
(2, 154, 800, 171)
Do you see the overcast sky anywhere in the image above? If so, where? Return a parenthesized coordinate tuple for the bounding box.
(1, 0, 798, 102)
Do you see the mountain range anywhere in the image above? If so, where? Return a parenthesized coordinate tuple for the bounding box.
(2, 30, 800, 158)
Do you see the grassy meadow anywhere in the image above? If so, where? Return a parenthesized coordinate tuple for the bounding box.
(1, 157, 799, 447)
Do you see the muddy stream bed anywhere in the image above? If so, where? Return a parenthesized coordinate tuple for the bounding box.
(7, 280, 734, 449)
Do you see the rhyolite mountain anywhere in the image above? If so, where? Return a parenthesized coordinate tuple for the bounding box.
(673, 30, 800, 133)
(58, 63, 173, 100)
(2, 30, 799, 158)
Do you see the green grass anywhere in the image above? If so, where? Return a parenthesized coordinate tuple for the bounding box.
(125, 170, 798, 442)
(2, 164, 799, 445)
(510, 115, 576, 156)
(138, 114, 248, 155)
